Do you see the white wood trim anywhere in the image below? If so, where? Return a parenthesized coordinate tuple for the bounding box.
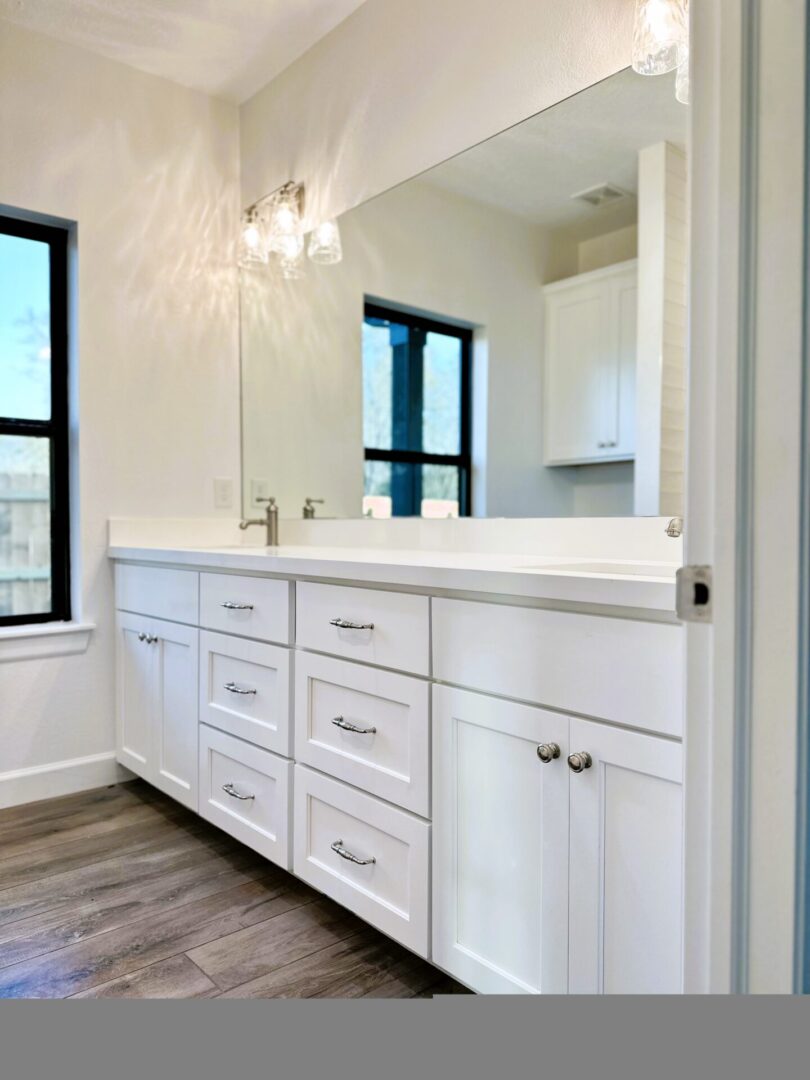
(0, 752, 130, 810)
(0, 621, 95, 663)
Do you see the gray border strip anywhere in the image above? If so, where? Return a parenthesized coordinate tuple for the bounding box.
(731, 0, 760, 995)
(794, 0, 810, 996)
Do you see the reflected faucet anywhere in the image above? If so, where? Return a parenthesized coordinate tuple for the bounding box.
(240, 496, 279, 546)
(665, 517, 684, 538)
(303, 497, 324, 520)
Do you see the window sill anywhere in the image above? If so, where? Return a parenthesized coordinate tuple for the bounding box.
(0, 621, 95, 662)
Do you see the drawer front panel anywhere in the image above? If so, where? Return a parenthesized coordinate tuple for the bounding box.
(293, 766, 430, 956)
(115, 563, 198, 624)
(199, 724, 291, 868)
(432, 598, 684, 737)
(296, 582, 429, 675)
(199, 631, 291, 756)
(200, 572, 290, 644)
(294, 653, 429, 816)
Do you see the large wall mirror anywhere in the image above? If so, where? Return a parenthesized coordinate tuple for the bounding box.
(240, 67, 688, 520)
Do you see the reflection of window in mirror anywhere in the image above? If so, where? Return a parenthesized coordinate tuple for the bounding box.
(362, 302, 472, 519)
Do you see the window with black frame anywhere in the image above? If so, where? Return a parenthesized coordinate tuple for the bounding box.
(362, 302, 472, 518)
(0, 214, 70, 626)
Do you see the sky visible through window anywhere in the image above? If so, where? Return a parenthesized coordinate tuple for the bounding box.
(0, 233, 51, 421)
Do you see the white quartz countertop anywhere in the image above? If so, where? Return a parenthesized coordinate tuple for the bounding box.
(108, 542, 679, 614)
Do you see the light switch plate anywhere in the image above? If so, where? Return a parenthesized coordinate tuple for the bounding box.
(250, 478, 270, 508)
(213, 477, 233, 509)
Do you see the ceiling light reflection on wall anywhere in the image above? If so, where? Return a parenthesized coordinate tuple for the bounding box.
(631, 0, 688, 76)
(676, 54, 690, 105)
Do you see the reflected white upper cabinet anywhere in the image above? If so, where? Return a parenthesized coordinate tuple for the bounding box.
(543, 260, 637, 466)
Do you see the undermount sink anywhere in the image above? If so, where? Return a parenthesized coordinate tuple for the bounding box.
(517, 561, 679, 579)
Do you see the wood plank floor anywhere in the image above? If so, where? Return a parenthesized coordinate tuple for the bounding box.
(0, 780, 470, 1000)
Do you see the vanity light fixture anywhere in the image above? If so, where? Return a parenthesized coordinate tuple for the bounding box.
(238, 207, 268, 268)
(631, 0, 689, 106)
(267, 181, 304, 256)
(307, 219, 343, 265)
(238, 181, 343, 275)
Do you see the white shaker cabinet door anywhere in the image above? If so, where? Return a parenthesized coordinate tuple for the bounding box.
(116, 611, 198, 811)
(432, 686, 569, 994)
(568, 718, 683, 994)
(151, 617, 199, 811)
(116, 610, 157, 782)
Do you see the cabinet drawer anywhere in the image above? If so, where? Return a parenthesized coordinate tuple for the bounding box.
(200, 572, 290, 644)
(296, 582, 429, 675)
(293, 766, 430, 956)
(433, 598, 684, 737)
(198, 724, 291, 868)
(199, 631, 291, 756)
(115, 563, 198, 624)
(294, 653, 429, 816)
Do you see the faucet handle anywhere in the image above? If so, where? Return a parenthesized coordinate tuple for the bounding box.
(256, 496, 276, 507)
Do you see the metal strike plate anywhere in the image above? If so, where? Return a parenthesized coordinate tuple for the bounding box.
(676, 565, 713, 623)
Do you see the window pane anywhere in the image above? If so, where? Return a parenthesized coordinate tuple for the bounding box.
(0, 233, 51, 420)
(362, 320, 393, 450)
(363, 459, 392, 518)
(0, 435, 52, 618)
(423, 331, 462, 455)
(421, 464, 460, 518)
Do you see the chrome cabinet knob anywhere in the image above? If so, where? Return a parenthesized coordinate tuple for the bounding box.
(536, 743, 561, 763)
(567, 751, 592, 773)
(138, 632, 147, 642)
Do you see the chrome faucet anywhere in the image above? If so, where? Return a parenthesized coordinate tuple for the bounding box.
(665, 517, 684, 538)
(303, 497, 324, 520)
(240, 496, 279, 546)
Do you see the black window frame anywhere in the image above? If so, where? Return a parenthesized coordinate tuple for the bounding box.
(363, 301, 472, 518)
(0, 213, 71, 627)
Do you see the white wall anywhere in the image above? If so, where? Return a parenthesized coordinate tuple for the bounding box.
(0, 24, 240, 802)
(240, 0, 636, 220)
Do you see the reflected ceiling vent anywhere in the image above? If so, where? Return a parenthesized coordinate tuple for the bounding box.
(570, 182, 632, 209)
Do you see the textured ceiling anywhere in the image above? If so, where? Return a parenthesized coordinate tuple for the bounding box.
(424, 68, 687, 230)
(0, 0, 368, 102)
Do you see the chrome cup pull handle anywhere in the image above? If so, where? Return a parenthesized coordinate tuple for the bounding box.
(222, 782, 255, 801)
(224, 681, 257, 696)
(329, 617, 374, 631)
(332, 716, 377, 735)
(331, 839, 376, 866)
(221, 601, 254, 610)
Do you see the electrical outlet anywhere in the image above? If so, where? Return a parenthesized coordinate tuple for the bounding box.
(213, 477, 233, 509)
(250, 478, 270, 508)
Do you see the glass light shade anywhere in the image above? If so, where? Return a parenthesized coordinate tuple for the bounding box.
(279, 247, 305, 280)
(676, 54, 690, 105)
(307, 219, 343, 265)
(632, 0, 688, 76)
(267, 191, 302, 255)
(238, 210, 268, 267)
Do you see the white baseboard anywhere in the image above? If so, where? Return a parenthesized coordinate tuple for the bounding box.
(0, 751, 134, 810)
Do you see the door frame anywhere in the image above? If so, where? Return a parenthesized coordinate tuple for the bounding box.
(685, 0, 807, 993)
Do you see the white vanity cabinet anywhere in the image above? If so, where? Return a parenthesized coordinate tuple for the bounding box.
(112, 551, 684, 995)
(432, 686, 570, 994)
(116, 609, 198, 811)
(543, 260, 637, 466)
(567, 718, 683, 994)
